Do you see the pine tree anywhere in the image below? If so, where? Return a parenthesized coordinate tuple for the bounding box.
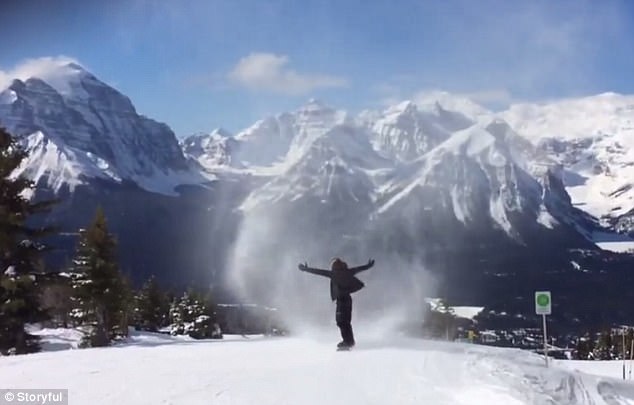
(133, 275, 170, 332)
(576, 336, 590, 360)
(0, 127, 57, 355)
(114, 274, 133, 338)
(594, 330, 614, 360)
(39, 273, 73, 328)
(422, 299, 456, 340)
(168, 289, 221, 339)
(69, 207, 128, 347)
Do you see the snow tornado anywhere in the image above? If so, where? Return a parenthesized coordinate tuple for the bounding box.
(226, 200, 438, 339)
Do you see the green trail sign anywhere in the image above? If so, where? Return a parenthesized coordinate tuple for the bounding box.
(535, 291, 551, 315)
(535, 290, 552, 367)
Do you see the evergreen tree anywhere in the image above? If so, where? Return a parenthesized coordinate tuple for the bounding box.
(586, 330, 597, 359)
(114, 274, 133, 338)
(168, 289, 221, 339)
(133, 275, 170, 332)
(39, 274, 73, 328)
(613, 328, 633, 360)
(69, 207, 128, 347)
(0, 128, 56, 355)
(576, 335, 591, 360)
(422, 299, 456, 340)
(594, 329, 614, 360)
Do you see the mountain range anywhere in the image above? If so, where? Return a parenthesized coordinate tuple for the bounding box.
(2, 60, 634, 328)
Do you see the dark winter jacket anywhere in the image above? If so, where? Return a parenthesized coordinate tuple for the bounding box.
(298, 261, 374, 301)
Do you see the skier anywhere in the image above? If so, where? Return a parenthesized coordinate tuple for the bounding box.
(298, 257, 375, 349)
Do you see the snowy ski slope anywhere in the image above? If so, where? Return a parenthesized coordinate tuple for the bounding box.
(2, 330, 634, 405)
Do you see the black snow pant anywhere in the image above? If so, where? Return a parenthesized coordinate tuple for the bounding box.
(335, 295, 354, 345)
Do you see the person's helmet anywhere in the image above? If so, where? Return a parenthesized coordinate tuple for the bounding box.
(330, 257, 348, 271)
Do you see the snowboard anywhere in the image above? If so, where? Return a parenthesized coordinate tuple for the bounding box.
(336, 345, 353, 351)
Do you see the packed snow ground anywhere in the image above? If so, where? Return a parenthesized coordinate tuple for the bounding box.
(3, 330, 634, 405)
(558, 359, 634, 382)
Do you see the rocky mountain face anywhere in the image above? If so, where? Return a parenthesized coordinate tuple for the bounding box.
(500, 93, 634, 234)
(0, 62, 207, 196)
(0, 61, 239, 288)
(208, 96, 634, 330)
(2, 61, 634, 329)
(358, 100, 475, 162)
(181, 128, 241, 170)
(227, 100, 599, 258)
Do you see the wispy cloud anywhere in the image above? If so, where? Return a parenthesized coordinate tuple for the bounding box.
(482, 2, 621, 94)
(374, 75, 514, 110)
(458, 89, 513, 105)
(372, 0, 627, 107)
(227, 53, 347, 95)
(455, 1, 623, 96)
(0, 56, 79, 90)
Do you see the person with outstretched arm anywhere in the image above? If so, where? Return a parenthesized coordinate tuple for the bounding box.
(298, 257, 375, 349)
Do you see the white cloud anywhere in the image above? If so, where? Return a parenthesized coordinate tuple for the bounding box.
(375, 77, 515, 111)
(459, 89, 513, 105)
(227, 53, 347, 95)
(0, 56, 81, 90)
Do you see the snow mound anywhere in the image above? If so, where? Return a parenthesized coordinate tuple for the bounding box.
(25, 325, 84, 351)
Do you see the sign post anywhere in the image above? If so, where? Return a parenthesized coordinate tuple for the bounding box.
(630, 339, 634, 380)
(623, 329, 626, 380)
(535, 291, 552, 367)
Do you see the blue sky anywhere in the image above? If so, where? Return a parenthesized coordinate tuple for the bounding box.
(1, 0, 634, 136)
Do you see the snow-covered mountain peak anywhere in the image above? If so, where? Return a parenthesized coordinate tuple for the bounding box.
(423, 122, 532, 176)
(0, 58, 86, 93)
(414, 90, 491, 119)
(241, 123, 386, 211)
(193, 96, 491, 175)
(363, 99, 475, 162)
(299, 98, 331, 111)
(9, 60, 110, 107)
(294, 99, 347, 125)
(187, 128, 234, 144)
(11, 77, 65, 105)
(230, 115, 296, 167)
(182, 129, 241, 170)
(7, 60, 136, 114)
(34, 61, 91, 95)
(182, 129, 233, 149)
(435, 124, 501, 159)
(209, 127, 233, 138)
(0, 63, 207, 195)
(384, 100, 418, 116)
(483, 119, 533, 150)
(373, 117, 595, 243)
(499, 93, 634, 225)
(11, 130, 122, 197)
(305, 124, 390, 170)
(282, 103, 349, 165)
(502, 93, 634, 142)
